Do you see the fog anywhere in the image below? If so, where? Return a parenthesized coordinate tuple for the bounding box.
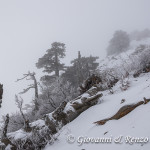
(0, 0, 150, 116)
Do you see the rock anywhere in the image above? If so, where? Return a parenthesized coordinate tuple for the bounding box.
(121, 99, 125, 104)
(104, 131, 108, 135)
(133, 70, 142, 78)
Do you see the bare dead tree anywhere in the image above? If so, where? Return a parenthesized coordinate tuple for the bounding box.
(16, 71, 39, 111)
(0, 84, 3, 108)
(1, 114, 9, 139)
(15, 95, 31, 132)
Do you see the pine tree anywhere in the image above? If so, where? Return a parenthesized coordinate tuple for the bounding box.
(36, 42, 66, 77)
(63, 52, 99, 87)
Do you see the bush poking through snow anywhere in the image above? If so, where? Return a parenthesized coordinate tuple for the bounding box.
(15, 95, 31, 133)
(120, 72, 130, 91)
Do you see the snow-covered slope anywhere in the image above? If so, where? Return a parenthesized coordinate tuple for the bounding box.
(99, 38, 150, 72)
(1, 38, 150, 149)
(45, 72, 150, 150)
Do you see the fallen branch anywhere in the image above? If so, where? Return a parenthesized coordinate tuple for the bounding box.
(45, 87, 103, 133)
(94, 97, 150, 125)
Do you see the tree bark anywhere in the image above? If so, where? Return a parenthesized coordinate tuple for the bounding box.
(1, 114, 17, 150)
(45, 87, 103, 133)
(0, 84, 3, 107)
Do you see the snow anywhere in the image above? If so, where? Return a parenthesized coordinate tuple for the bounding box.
(44, 72, 150, 150)
(64, 88, 99, 114)
(30, 119, 45, 128)
(7, 120, 45, 141)
(64, 102, 75, 113)
(8, 129, 30, 140)
(5, 144, 12, 150)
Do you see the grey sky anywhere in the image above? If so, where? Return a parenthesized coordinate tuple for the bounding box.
(0, 0, 150, 115)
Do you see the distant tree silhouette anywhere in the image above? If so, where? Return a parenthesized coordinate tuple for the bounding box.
(63, 52, 99, 87)
(107, 30, 130, 55)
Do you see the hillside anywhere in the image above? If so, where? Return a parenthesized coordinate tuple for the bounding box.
(44, 39, 150, 150)
(44, 72, 150, 150)
(1, 38, 150, 150)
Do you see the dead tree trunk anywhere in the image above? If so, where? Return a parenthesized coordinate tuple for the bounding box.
(0, 84, 3, 108)
(94, 97, 150, 125)
(45, 87, 103, 133)
(16, 71, 39, 111)
(79, 74, 102, 94)
(1, 114, 16, 150)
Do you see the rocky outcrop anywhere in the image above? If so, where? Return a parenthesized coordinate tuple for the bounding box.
(94, 97, 150, 125)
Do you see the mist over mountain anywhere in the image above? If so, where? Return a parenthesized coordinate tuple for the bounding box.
(0, 1, 150, 150)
